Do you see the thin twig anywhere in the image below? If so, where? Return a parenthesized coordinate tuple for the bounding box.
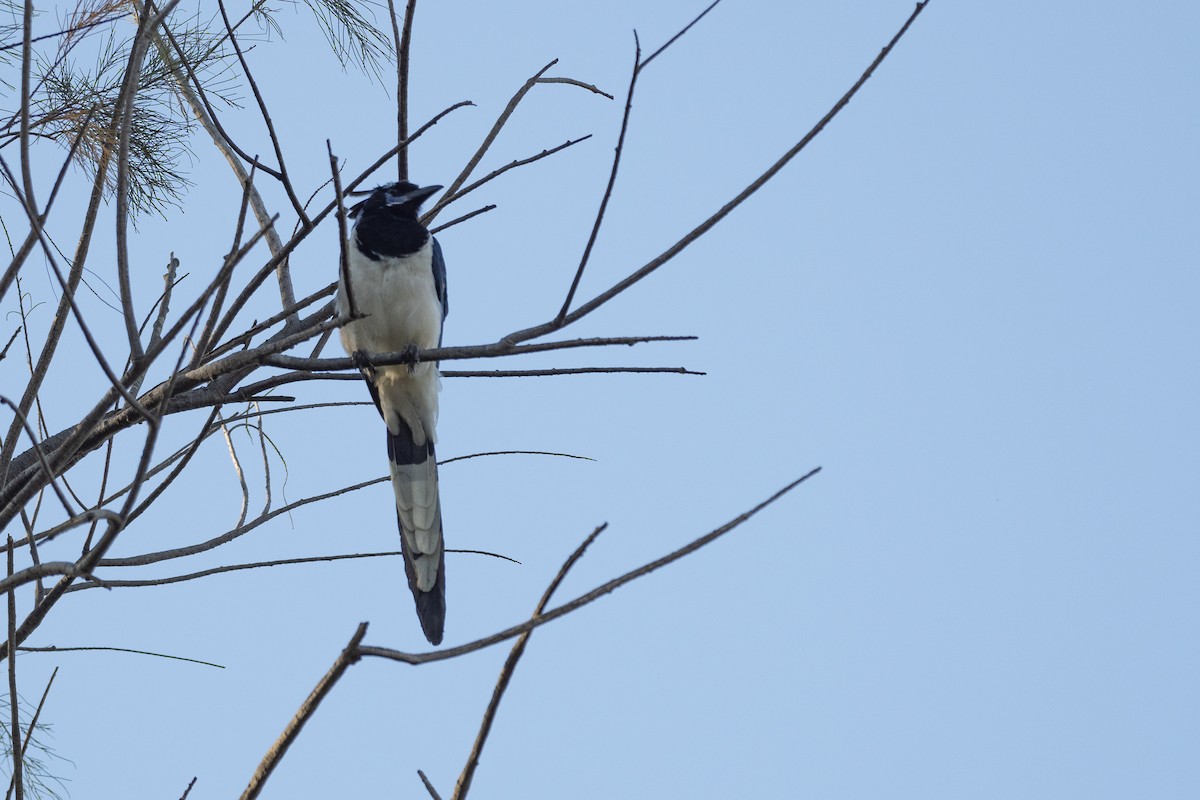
(216, 0, 309, 227)
(443, 135, 591, 208)
(115, 0, 181, 364)
(148, 6, 283, 181)
(3, 667, 55, 800)
(265, 335, 698, 371)
(0, 328, 19, 362)
(418, 770, 444, 800)
(0, 14, 122, 53)
(425, 60, 558, 222)
(18, 645, 223, 668)
(193, 161, 259, 366)
(0, 397, 75, 518)
(442, 366, 703, 378)
(204, 101, 471, 353)
(328, 142, 356, 317)
(393, 0, 419, 181)
(6, 539, 22, 800)
(428, 204, 496, 235)
(239, 623, 369, 800)
(95, 474, 390, 568)
(359, 468, 821, 665)
(437, 450, 594, 467)
(640, 0, 723, 70)
(556, 38, 640, 320)
(219, 415, 250, 529)
(502, 0, 931, 346)
(535, 76, 613, 99)
(204, 285, 335, 363)
(69, 548, 516, 592)
(453, 524, 608, 800)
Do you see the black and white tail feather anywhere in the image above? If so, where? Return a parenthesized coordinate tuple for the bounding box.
(336, 182, 449, 645)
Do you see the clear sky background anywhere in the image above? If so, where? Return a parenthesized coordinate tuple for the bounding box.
(1, 1, 1197, 798)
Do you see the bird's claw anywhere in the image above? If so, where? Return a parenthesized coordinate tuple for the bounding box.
(402, 344, 420, 373)
(352, 350, 376, 380)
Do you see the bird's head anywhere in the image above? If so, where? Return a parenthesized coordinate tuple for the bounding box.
(349, 182, 443, 221)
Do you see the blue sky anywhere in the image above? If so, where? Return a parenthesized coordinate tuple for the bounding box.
(1, 1, 1197, 798)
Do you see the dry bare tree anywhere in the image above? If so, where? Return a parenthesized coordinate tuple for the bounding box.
(0, 1, 930, 796)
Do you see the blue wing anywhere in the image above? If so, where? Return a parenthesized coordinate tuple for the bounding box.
(431, 236, 448, 346)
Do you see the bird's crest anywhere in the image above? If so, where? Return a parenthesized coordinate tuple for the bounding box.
(348, 182, 441, 219)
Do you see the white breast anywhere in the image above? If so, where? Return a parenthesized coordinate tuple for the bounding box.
(337, 238, 443, 444)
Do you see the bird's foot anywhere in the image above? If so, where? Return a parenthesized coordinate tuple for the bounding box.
(401, 344, 421, 373)
(351, 350, 376, 381)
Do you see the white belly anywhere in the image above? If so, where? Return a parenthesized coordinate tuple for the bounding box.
(337, 240, 442, 444)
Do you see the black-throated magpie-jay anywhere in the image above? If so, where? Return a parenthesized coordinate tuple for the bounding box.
(337, 181, 448, 645)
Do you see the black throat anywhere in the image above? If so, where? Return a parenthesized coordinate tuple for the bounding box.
(354, 212, 428, 261)
(352, 183, 431, 261)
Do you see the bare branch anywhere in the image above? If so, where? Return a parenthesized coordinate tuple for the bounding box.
(7, 539, 23, 800)
(115, 0, 189, 362)
(556, 39, 640, 320)
(391, 0, 419, 181)
(67, 548, 516, 593)
(0, 397, 75, 519)
(360, 468, 822, 665)
(204, 101, 471, 353)
(437, 450, 594, 467)
(442, 366, 703, 378)
(504, 0, 930, 346)
(328, 142, 356, 317)
(454, 524, 608, 800)
(0, 14, 122, 53)
(418, 770, 444, 800)
(3, 666, 56, 800)
(640, 0, 723, 70)
(424, 63, 607, 223)
(95, 474, 390, 568)
(216, 0, 310, 227)
(17, 645, 223, 669)
(442, 135, 591, 209)
(428, 204, 496, 235)
(239, 623, 369, 800)
(534, 77, 613, 99)
(265, 334, 698, 371)
(0, 561, 91, 595)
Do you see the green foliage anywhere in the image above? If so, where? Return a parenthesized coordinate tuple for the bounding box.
(0, 694, 69, 800)
(0, 0, 392, 218)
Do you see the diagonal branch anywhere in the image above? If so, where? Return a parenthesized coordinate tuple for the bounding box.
(239, 623, 369, 800)
(216, 0, 310, 227)
(504, 0, 930, 347)
(360, 468, 822, 666)
(453, 523, 609, 800)
(556, 36, 640, 321)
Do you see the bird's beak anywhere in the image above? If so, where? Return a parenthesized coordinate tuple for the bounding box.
(391, 184, 443, 207)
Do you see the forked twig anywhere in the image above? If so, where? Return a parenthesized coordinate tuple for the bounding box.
(360, 468, 822, 666)
(505, 0, 931, 346)
(424, 61, 608, 223)
(453, 523, 609, 800)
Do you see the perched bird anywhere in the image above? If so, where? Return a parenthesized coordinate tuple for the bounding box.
(337, 181, 448, 645)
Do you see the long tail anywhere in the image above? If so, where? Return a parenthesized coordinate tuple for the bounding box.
(387, 418, 446, 645)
